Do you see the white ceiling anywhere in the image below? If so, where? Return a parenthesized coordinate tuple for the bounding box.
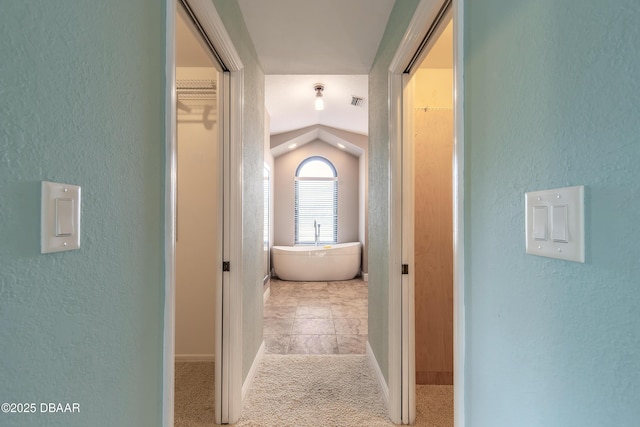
(265, 75, 368, 135)
(237, 0, 396, 139)
(236, 0, 396, 75)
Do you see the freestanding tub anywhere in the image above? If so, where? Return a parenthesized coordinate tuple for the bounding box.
(271, 242, 361, 281)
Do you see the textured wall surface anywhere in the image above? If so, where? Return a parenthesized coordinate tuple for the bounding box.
(465, 0, 640, 425)
(212, 0, 266, 382)
(367, 0, 420, 382)
(0, 1, 165, 426)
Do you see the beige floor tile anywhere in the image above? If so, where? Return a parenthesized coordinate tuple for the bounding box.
(263, 334, 290, 354)
(337, 335, 367, 354)
(295, 305, 332, 318)
(265, 295, 300, 307)
(291, 318, 335, 334)
(331, 304, 368, 319)
(264, 305, 297, 318)
(333, 318, 368, 335)
(264, 318, 294, 335)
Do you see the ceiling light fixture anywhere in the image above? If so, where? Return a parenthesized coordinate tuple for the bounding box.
(314, 84, 324, 111)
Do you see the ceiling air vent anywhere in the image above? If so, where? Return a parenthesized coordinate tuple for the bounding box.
(350, 96, 366, 107)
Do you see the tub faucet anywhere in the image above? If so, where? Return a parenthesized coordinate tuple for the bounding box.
(314, 220, 321, 246)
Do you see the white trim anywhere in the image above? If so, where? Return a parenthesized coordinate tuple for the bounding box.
(452, 1, 465, 426)
(162, 1, 177, 426)
(361, 272, 369, 282)
(227, 67, 245, 424)
(388, 0, 464, 425)
(175, 354, 216, 362)
(241, 341, 265, 401)
(387, 69, 404, 425)
(186, 1, 243, 71)
(389, 0, 448, 73)
(219, 71, 231, 424)
(184, 2, 244, 424)
(401, 73, 416, 424)
(367, 341, 389, 407)
(164, 1, 245, 425)
(263, 286, 271, 304)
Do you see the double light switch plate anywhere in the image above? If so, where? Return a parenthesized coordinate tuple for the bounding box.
(525, 185, 584, 263)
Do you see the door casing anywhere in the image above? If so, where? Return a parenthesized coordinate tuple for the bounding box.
(163, 0, 244, 425)
(387, 0, 465, 425)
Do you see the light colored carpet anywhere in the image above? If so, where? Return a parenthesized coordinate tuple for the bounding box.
(236, 355, 390, 426)
(175, 356, 453, 426)
(175, 362, 216, 427)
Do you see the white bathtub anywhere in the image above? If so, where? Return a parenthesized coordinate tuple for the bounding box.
(271, 242, 361, 282)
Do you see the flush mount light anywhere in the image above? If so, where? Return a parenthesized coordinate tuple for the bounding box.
(314, 84, 324, 111)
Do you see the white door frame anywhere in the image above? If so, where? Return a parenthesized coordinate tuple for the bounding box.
(388, 0, 465, 425)
(163, 1, 244, 425)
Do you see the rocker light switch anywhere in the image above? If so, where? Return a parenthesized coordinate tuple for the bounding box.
(532, 206, 548, 240)
(525, 186, 584, 263)
(551, 205, 568, 242)
(55, 199, 74, 236)
(42, 181, 81, 253)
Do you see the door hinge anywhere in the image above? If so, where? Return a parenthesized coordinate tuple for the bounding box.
(402, 264, 409, 275)
(223, 261, 230, 272)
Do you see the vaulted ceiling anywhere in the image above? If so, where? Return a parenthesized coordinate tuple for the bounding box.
(236, 0, 397, 141)
(177, 1, 454, 151)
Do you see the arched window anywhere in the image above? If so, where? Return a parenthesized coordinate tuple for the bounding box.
(295, 156, 338, 244)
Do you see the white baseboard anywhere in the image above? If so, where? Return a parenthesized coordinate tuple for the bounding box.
(366, 341, 389, 408)
(242, 340, 265, 402)
(174, 354, 215, 362)
(362, 272, 369, 281)
(263, 286, 270, 303)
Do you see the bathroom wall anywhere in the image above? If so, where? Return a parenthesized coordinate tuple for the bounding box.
(175, 67, 218, 359)
(0, 1, 165, 425)
(464, 0, 640, 425)
(273, 140, 360, 246)
(413, 67, 454, 385)
(368, 0, 421, 383)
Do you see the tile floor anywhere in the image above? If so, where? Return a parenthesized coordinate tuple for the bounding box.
(264, 278, 368, 355)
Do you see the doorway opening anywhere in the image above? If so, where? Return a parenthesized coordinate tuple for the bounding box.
(173, 1, 224, 424)
(264, 125, 369, 355)
(407, 9, 454, 387)
(166, 0, 245, 424)
(388, 0, 463, 423)
(406, 11, 455, 421)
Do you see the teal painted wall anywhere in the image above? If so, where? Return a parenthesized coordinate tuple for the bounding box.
(212, 0, 266, 382)
(368, 0, 420, 382)
(0, 1, 165, 426)
(465, 0, 640, 425)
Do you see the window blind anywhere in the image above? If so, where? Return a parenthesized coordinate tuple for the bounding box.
(295, 177, 337, 244)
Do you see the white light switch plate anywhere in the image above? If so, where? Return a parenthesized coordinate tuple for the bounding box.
(525, 185, 584, 263)
(41, 181, 81, 253)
